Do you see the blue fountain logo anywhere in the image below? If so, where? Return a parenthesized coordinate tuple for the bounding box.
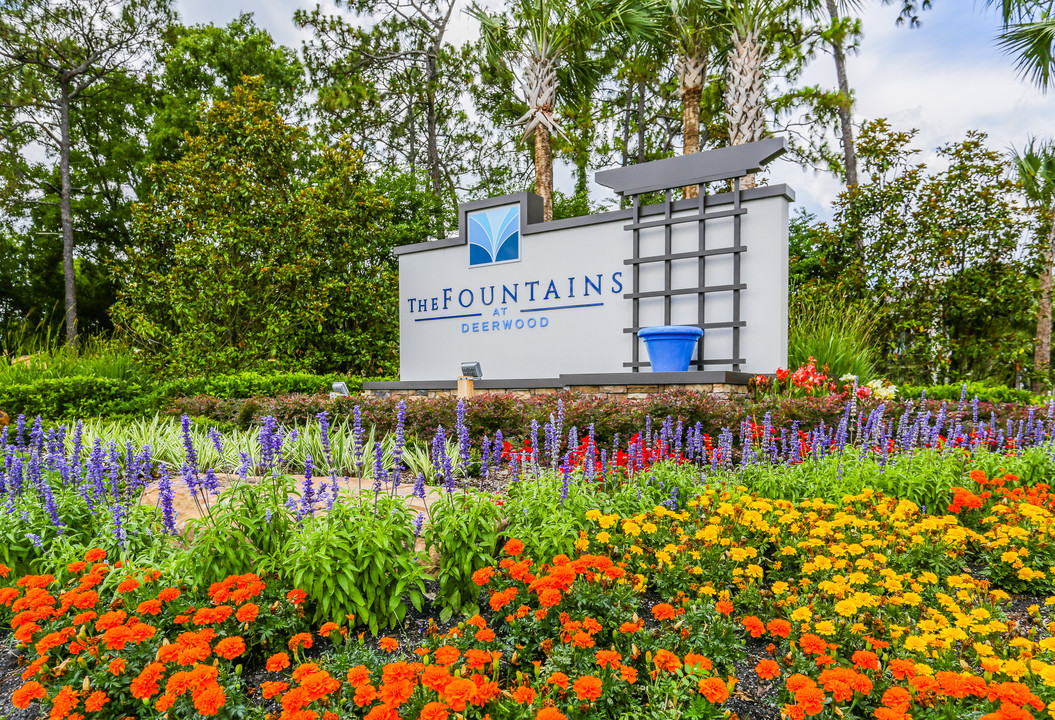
(468, 205, 520, 267)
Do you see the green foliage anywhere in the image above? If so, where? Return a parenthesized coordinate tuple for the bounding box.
(425, 492, 502, 621)
(792, 120, 1035, 385)
(159, 371, 366, 399)
(900, 381, 1039, 405)
(286, 493, 427, 633)
(788, 288, 879, 382)
(147, 13, 306, 167)
(112, 79, 400, 376)
(0, 376, 150, 418)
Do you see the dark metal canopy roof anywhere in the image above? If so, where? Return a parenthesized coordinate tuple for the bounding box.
(595, 137, 787, 196)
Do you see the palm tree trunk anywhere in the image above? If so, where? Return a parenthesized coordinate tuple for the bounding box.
(534, 125, 553, 222)
(825, 0, 859, 190)
(59, 88, 78, 348)
(1034, 216, 1055, 392)
(725, 29, 766, 189)
(678, 53, 706, 200)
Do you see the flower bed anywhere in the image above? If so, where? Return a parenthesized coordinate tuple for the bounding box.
(4, 402, 1055, 719)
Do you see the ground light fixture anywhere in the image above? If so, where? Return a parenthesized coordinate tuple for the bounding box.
(458, 362, 482, 399)
(329, 382, 350, 399)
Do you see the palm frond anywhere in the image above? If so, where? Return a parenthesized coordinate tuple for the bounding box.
(997, 16, 1055, 90)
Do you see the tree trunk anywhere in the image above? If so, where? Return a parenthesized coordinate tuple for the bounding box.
(58, 88, 78, 348)
(826, 0, 859, 190)
(534, 125, 553, 222)
(425, 53, 442, 198)
(725, 31, 766, 190)
(681, 85, 702, 199)
(1034, 215, 1055, 392)
(636, 79, 646, 165)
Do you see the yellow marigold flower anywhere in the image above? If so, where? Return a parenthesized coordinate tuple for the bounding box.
(1001, 659, 1028, 681)
(771, 582, 789, 596)
(641, 522, 658, 534)
(974, 642, 995, 656)
(814, 621, 836, 636)
(585, 509, 602, 521)
(834, 600, 857, 617)
(622, 521, 641, 537)
(790, 606, 812, 622)
(596, 532, 611, 544)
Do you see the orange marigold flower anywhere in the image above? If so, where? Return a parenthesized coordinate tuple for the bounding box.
(512, 685, 536, 704)
(354, 684, 378, 707)
(379, 636, 399, 652)
(651, 603, 676, 620)
(158, 587, 181, 603)
(883, 686, 912, 711)
(715, 600, 733, 616)
(472, 567, 495, 586)
(620, 666, 638, 684)
(420, 702, 449, 720)
(573, 675, 603, 701)
(536, 708, 567, 720)
(538, 588, 562, 607)
(266, 652, 291, 672)
(547, 672, 570, 690)
(236, 603, 259, 623)
(12, 681, 47, 709)
(475, 627, 495, 643)
(214, 637, 246, 660)
(84, 549, 106, 562)
(193, 683, 226, 716)
(619, 621, 641, 633)
(654, 649, 682, 673)
(319, 622, 339, 636)
(85, 690, 109, 712)
(889, 660, 917, 681)
(346, 665, 371, 687)
(261, 681, 288, 699)
(442, 677, 477, 712)
(595, 650, 622, 669)
(66, 561, 86, 574)
(434, 645, 460, 666)
(742, 615, 766, 638)
(504, 539, 525, 556)
(852, 650, 880, 671)
(117, 578, 140, 594)
(130, 662, 165, 700)
(285, 589, 307, 605)
(288, 633, 313, 652)
(699, 677, 730, 704)
(464, 649, 492, 670)
(571, 631, 595, 649)
(795, 686, 825, 715)
(137, 599, 162, 616)
(685, 653, 712, 671)
(107, 658, 126, 676)
(799, 634, 827, 656)
(786, 674, 817, 693)
(756, 659, 781, 680)
(767, 619, 792, 638)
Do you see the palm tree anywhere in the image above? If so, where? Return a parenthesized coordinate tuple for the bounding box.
(1015, 140, 1055, 391)
(721, 0, 796, 188)
(471, 0, 664, 221)
(668, 0, 723, 198)
(988, 0, 1055, 90)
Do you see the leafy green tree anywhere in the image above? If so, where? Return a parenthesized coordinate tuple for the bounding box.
(0, 0, 173, 347)
(111, 79, 400, 376)
(147, 13, 305, 167)
(792, 120, 1033, 384)
(1014, 139, 1055, 390)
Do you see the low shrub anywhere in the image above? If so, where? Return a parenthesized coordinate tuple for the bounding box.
(158, 371, 389, 399)
(900, 381, 1039, 405)
(0, 376, 153, 419)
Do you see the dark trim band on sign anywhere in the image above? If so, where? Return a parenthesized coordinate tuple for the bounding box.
(414, 313, 483, 322)
(520, 302, 604, 313)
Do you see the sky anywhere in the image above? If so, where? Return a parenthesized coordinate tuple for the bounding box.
(172, 0, 1055, 220)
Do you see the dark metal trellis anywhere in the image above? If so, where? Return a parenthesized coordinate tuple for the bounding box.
(595, 138, 786, 373)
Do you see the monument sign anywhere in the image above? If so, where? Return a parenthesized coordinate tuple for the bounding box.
(392, 138, 792, 384)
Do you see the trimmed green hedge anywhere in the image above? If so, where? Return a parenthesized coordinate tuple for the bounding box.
(0, 377, 151, 418)
(900, 382, 1039, 405)
(0, 371, 392, 419)
(157, 371, 371, 399)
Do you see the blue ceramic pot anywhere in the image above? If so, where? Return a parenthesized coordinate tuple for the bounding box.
(638, 325, 704, 372)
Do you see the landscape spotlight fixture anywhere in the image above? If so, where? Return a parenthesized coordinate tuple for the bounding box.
(329, 382, 350, 399)
(460, 361, 482, 379)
